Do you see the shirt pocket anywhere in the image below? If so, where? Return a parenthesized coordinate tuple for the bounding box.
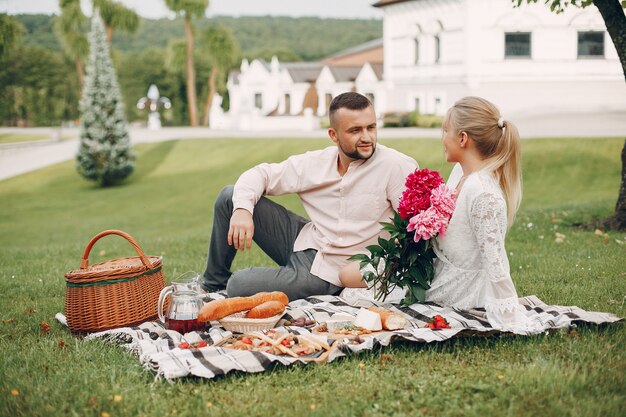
(347, 192, 381, 221)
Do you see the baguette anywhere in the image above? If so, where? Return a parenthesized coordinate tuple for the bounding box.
(367, 307, 407, 330)
(198, 291, 289, 322)
(250, 291, 289, 306)
(245, 300, 286, 319)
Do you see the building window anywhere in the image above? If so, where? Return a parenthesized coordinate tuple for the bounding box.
(366, 93, 375, 106)
(414, 38, 420, 64)
(254, 93, 262, 109)
(505, 32, 531, 58)
(434, 97, 443, 114)
(578, 31, 604, 57)
(434, 35, 440, 63)
(414, 98, 421, 113)
(325, 93, 332, 114)
(284, 94, 291, 114)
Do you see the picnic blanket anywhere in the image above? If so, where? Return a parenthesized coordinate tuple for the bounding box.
(80, 294, 621, 381)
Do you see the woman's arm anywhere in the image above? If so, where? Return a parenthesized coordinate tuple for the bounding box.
(470, 192, 527, 328)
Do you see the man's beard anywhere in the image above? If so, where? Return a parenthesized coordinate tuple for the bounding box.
(341, 141, 376, 160)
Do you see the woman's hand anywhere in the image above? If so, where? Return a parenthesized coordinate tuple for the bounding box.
(228, 208, 254, 250)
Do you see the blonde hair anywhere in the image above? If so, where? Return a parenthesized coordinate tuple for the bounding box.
(445, 96, 522, 228)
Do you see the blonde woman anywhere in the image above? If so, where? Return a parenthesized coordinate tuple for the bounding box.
(425, 96, 541, 332)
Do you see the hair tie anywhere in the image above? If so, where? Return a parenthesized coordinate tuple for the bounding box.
(497, 117, 505, 129)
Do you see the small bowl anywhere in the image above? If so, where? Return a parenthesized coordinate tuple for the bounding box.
(218, 311, 283, 333)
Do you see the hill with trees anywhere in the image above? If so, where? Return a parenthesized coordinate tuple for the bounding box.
(16, 14, 381, 62)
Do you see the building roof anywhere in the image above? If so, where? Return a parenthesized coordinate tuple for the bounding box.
(323, 38, 383, 61)
(283, 62, 324, 83)
(370, 63, 384, 80)
(372, 0, 412, 7)
(329, 66, 362, 82)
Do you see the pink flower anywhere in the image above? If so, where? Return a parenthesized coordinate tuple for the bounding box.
(398, 169, 444, 218)
(407, 206, 446, 242)
(406, 183, 456, 242)
(430, 183, 456, 218)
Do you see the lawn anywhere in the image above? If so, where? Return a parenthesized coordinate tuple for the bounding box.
(0, 137, 624, 417)
(0, 133, 50, 144)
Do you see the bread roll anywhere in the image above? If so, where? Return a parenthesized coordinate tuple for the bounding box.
(245, 300, 286, 319)
(367, 307, 407, 330)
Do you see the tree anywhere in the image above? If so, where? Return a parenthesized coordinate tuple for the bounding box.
(0, 14, 24, 59)
(55, 0, 89, 90)
(164, 0, 209, 126)
(94, 0, 140, 44)
(77, 14, 134, 187)
(199, 25, 238, 126)
(514, 0, 626, 230)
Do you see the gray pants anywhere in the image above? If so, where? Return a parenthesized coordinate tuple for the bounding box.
(202, 185, 342, 301)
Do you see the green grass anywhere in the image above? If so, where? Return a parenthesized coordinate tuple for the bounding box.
(0, 133, 49, 144)
(0, 137, 624, 417)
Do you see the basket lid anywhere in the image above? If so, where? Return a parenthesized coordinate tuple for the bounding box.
(65, 255, 162, 283)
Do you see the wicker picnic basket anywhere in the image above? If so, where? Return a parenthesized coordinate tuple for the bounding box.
(64, 230, 166, 334)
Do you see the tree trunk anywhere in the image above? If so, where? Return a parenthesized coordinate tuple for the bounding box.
(592, 0, 626, 230)
(592, 0, 626, 82)
(106, 26, 113, 44)
(608, 139, 626, 230)
(202, 66, 218, 126)
(183, 15, 198, 127)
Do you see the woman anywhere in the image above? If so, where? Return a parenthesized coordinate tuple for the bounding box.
(340, 96, 541, 333)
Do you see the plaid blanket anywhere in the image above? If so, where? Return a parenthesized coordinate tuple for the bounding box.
(83, 294, 621, 381)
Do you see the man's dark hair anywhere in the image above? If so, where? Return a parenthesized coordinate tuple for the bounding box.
(329, 92, 372, 126)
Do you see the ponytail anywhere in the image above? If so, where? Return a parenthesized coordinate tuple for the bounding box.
(485, 119, 522, 228)
(446, 96, 522, 229)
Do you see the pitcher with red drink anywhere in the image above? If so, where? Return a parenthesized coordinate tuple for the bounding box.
(157, 272, 205, 333)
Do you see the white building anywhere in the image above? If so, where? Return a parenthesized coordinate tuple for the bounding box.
(214, 0, 625, 130)
(377, 0, 625, 117)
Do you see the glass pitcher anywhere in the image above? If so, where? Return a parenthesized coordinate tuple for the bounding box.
(158, 272, 205, 333)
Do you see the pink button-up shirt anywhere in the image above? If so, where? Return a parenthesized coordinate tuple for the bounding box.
(232, 144, 418, 286)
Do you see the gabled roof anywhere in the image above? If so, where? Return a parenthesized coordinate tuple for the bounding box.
(283, 62, 324, 83)
(329, 66, 362, 82)
(370, 63, 384, 80)
(372, 0, 412, 7)
(323, 38, 383, 61)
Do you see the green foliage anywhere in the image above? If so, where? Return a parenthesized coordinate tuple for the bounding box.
(0, 138, 624, 417)
(94, 0, 140, 36)
(77, 15, 134, 186)
(383, 112, 443, 128)
(165, 0, 209, 17)
(201, 25, 239, 71)
(0, 14, 24, 58)
(0, 45, 80, 126)
(16, 14, 381, 62)
(13, 14, 61, 50)
(350, 212, 436, 306)
(54, 0, 89, 61)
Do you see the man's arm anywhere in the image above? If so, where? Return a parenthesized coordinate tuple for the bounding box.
(229, 153, 307, 250)
(228, 208, 254, 250)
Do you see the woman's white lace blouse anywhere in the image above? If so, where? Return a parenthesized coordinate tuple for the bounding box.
(426, 164, 543, 334)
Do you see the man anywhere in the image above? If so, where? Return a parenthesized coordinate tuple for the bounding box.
(202, 92, 418, 300)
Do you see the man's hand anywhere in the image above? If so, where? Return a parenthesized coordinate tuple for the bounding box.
(228, 208, 254, 250)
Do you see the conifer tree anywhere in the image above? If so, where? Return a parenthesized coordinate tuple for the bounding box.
(77, 14, 134, 187)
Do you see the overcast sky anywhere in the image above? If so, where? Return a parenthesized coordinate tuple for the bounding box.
(2, 0, 384, 19)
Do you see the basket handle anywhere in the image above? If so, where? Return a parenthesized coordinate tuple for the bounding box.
(79, 229, 153, 270)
